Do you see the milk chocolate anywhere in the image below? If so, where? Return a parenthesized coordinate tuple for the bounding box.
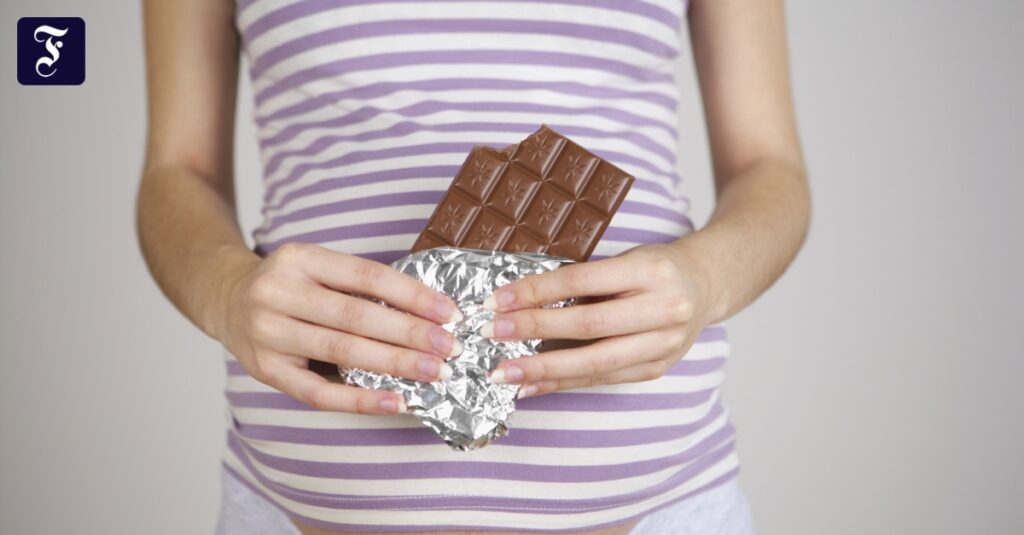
(412, 125, 634, 262)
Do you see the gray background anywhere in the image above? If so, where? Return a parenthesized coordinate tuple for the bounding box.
(1, 1, 1021, 534)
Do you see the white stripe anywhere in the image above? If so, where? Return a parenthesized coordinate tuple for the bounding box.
(261, 129, 679, 206)
(236, 0, 305, 29)
(260, 174, 686, 224)
(258, 204, 690, 244)
(243, 3, 680, 58)
(258, 111, 677, 180)
(235, 449, 683, 500)
(257, 63, 678, 119)
(259, 117, 678, 183)
(258, 107, 677, 168)
(240, 409, 730, 468)
(256, 33, 672, 89)
(257, 232, 694, 259)
(222, 446, 739, 527)
(638, 0, 686, 19)
(260, 88, 677, 136)
(237, 0, 301, 28)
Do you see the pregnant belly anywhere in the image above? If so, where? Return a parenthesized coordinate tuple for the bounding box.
(224, 326, 730, 534)
(292, 519, 640, 535)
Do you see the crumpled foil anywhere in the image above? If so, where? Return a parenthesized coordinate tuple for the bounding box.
(341, 246, 575, 451)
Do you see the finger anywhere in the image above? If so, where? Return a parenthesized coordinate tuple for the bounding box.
(482, 255, 642, 312)
(482, 294, 669, 341)
(516, 363, 670, 399)
(265, 316, 454, 382)
(277, 284, 462, 358)
(265, 359, 407, 414)
(303, 247, 463, 324)
(490, 329, 682, 384)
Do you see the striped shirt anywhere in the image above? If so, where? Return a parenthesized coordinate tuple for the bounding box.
(224, 0, 740, 531)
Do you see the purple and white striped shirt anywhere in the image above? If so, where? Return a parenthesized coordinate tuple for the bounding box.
(224, 0, 740, 531)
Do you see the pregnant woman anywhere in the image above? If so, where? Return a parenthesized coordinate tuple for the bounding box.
(137, 0, 809, 533)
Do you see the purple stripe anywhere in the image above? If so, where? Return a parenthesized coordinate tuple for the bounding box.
(264, 165, 455, 213)
(666, 356, 727, 376)
(260, 120, 677, 179)
(231, 421, 734, 482)
(236, 0, 258, 14)
(254, 50, 673, 106)
(695, 324, 728, 343)
(224, 433, 734, 511)
(228, 391, 308, 410)
(603, 226, 683, 245)
(258, 78, 677, 126)
(255, 219, 682, 253)
(261, 100, 676, 149)
(255, 193, 692, 238)
(243, 0, 681, 43)
(257, 218, 422, 251)
(227, 360, 246, 376)
(227, 387, 715, 413)
(264, 143, 468, 202)
(261, 164, 685, 221)
(263, 156, 677, 217)
(251, 19, 675, 77)
(264, 145, 679, 210)
(222, 461, 738, 531)
(259, 191, 441, 235)
(262, 137, 679, 205)
(254, 246, 409, 264)
(360, 250, 409, 264)
(518, 388, 718, 412)
(231, 398, 726, 447)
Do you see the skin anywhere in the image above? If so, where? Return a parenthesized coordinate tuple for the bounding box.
(138, 0, 808, 534)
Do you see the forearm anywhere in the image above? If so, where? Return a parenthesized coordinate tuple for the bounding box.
(670, 157, 811, 324)
(136, 163, 258, 341)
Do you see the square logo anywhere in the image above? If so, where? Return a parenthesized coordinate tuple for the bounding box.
(17, 17, 85, 86)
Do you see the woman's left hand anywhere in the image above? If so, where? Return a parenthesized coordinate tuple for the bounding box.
(481, 243, 721, 398)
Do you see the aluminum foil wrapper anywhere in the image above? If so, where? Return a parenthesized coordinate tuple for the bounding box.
(341, 246, 575, 451)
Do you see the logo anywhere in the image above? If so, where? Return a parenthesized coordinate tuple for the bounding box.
(17, 17, 85, 85)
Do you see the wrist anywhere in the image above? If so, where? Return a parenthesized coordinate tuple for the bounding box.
(663, 235, 731, 325)
(198, 244, 260, 343)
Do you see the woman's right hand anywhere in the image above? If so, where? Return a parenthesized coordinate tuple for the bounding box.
(215, 242, 464, 415)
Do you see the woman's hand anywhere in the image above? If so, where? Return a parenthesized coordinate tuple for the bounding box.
(480, 243, 721, 398)
(216, 243, 464, 415)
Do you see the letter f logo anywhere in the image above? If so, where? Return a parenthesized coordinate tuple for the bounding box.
(18, 17, 85, 86)
(33, 25, 69, 78)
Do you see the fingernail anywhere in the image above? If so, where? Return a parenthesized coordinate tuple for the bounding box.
(481, 318, 515, 339)
(490, 365, 524, 384)
(517, 383, 539, 399)
(379, 397, 407, 414)
(483, 289, 515, 311)
(434, 296, 463, 324)
(429, 328, 457, 356)
(417, 358, 441, 380)
(495, 318, 515, 338)
(439, 362, 454, 381)
(449, 338, 464, 358)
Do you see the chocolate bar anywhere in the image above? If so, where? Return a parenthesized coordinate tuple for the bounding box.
(412, 125, 634, 262)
